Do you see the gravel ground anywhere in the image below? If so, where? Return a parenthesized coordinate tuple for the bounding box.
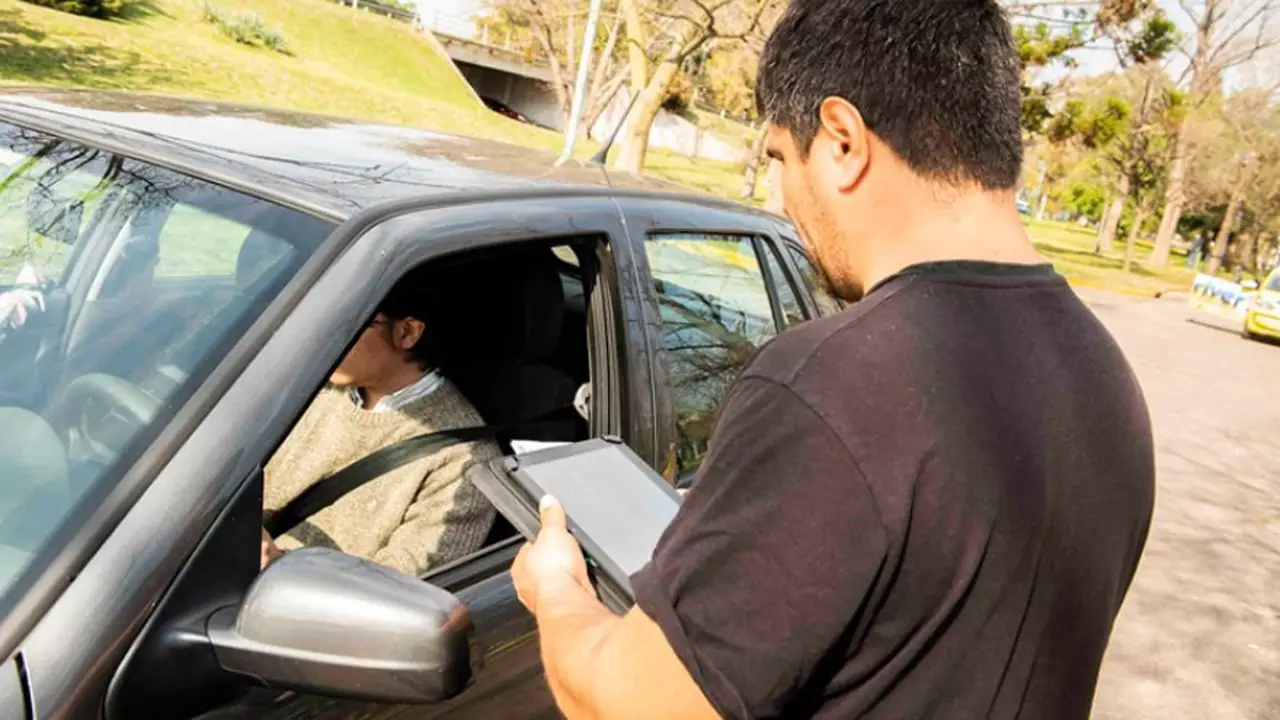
(1079, 289, 1280, 720)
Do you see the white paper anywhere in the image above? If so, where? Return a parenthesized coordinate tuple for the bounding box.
(510, 439, 572, 456)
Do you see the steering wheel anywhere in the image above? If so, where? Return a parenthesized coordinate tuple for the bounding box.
(44, 373, 161, 465)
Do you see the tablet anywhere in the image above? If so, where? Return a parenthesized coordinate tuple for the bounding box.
(480, 437, 682, 613)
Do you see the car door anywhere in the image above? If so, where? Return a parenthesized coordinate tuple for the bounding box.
(78, 195, 644, 720)
(613, 196, 817, 487)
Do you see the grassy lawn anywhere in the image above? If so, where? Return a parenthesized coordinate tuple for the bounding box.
(1024, 219, 1199, 297)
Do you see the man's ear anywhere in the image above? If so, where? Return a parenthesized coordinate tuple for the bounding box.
(395, 317, 426, 351)
(815, 97, 870, 192)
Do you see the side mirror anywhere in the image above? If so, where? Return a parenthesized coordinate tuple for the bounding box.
(26, 182, 84, 247)
(206, 548, 477, 704)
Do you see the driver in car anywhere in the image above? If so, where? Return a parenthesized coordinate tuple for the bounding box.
(259, 267, 499, 577)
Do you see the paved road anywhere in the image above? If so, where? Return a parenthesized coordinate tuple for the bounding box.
(1079, 290, 1280, 719)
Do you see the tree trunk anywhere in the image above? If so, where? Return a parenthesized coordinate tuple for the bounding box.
(612, 61, 679, 174)
(582, 71, 628, 139)
(1149, 121, 1190, 266)
(1036, 190, 1049, 221)
(765, 159, 784, 214)
(1097, 193, 1125, 254)
(620, 0, 648, 93)
(1123, 205, 1149, 274)
(1208, 172, 1250, 275)
(740, 130, 768, 199)
(1239, 231, 1259, 272)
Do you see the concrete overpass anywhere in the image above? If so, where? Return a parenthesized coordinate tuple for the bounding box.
(430, 32, 564, 131)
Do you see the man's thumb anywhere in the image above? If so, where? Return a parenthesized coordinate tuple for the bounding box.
(539, 494, 567, 531)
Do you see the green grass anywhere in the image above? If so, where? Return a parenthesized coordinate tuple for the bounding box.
(0, 0, 563, 151)
(1024, 218, 1200, 297)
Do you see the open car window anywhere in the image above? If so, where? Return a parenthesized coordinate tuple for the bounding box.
(0, 122, 333, 607)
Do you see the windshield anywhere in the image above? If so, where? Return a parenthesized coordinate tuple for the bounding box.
(1268, 272, 1280, 293)
(0, 122, 332, 603)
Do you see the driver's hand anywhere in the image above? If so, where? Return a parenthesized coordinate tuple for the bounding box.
(260, 527, 284, 569)
(0, 288, 43, 330)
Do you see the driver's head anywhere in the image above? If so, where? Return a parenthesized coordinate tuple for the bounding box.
(329, 268, 441, 389)
(756, 0, 1023, 300)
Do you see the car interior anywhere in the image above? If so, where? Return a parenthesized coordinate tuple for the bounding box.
(264, 237, 603, 552)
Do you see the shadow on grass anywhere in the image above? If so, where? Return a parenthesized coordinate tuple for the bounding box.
(1036, 244, 1171, 279)
(111, 0, 171, 23)
(0, 8, 172, 87)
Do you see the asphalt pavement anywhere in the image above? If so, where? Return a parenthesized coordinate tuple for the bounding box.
(1079, 289, 1280, 719)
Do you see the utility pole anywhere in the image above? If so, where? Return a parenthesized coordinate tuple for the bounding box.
(557, 0, 605, 165)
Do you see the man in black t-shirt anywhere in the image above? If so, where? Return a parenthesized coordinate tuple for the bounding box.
(510, 1, 1155, 718)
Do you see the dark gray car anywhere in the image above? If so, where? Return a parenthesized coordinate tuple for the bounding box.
(0, 87, 844, 719)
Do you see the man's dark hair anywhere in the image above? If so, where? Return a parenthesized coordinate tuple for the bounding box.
(756, 0, 1024, 190)
(376, 264, 451, 370)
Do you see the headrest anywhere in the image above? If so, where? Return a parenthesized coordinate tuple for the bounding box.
(413, 249, 565, 363)
(0, 407, 68, 502)
(236, 229, 295, 293)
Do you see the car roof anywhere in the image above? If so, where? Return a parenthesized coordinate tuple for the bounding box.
(0, 86, 696, 222)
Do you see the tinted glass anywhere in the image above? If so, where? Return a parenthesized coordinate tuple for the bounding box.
(761, 241, 806, 327)
(786, 241, 845, 316)
(0, 123, 332, 603)
(646, 233, 779, 478)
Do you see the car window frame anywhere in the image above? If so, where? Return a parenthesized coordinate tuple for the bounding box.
(615, 196, 796, 486)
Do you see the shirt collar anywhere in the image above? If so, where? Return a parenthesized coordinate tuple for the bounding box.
(348, 370, 445, 413)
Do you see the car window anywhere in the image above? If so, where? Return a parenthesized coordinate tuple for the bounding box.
(156, 204, 254, 278)
(786, 241, 845, 316)
(0, 122, 333, 606)
(646, 233, 780, 479)
(0, 138, 113, 285)
(761, 241, 806, 327)
(1268, 271, 1280, 293)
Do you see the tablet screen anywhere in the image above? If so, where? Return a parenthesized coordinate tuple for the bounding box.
(516, 442, 680, 578)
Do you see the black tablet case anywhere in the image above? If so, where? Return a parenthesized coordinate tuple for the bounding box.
(471, 437, 682, 615)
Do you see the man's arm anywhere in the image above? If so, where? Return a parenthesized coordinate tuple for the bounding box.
(513, 378, 889, 719)
(513, 498, 720, 720)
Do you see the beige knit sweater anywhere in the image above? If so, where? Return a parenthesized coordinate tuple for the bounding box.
(263, 380, 500, 577)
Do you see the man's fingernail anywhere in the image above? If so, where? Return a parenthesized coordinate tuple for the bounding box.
(540, 494, 558, 512)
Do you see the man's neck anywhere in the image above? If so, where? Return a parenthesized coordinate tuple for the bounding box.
(359, 366, 430, 410)
(853, 183, 1046, 295)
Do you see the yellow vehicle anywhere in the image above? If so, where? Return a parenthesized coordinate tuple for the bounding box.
(1244, 268, 1280, 341)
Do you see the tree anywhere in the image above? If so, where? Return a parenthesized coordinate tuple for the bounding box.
(479, 1, 630, 136)
(1084, 12, 1179, 260)
(1147, 0, 1280, 267)
(1204, 89, 1280, 273)
(611, 0, 781, 174)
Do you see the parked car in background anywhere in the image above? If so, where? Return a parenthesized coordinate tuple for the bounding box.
(0, 86, 845, 720)
(480, 96, 543, 129)
(1244, 267, 1280, 342)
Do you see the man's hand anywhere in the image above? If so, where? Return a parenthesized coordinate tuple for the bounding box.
(260, 527, 283, 569)
(512, 495, 593, 616)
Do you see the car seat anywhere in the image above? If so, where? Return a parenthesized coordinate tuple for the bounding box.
(432, 248, 580, 447)
(143, 229, 298, 399)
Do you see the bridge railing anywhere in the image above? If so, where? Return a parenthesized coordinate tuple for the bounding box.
(327, 0, 418, 23)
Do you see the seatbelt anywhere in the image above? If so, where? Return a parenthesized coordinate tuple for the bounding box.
(264, 405, 579, 539)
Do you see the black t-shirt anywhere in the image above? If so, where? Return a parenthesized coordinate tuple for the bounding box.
(631, 261, 1155, 719)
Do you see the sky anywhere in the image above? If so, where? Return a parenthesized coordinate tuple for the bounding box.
(1026, 0, 1274, 93)
(421, 0, 484, 36)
